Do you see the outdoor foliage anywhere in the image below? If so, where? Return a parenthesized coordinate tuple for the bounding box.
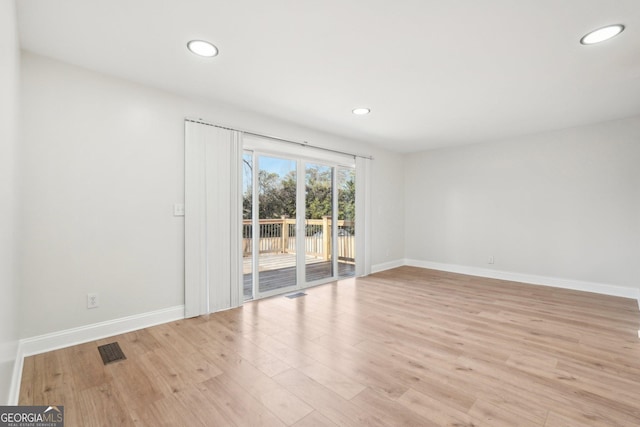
(243, 161, 355, 221)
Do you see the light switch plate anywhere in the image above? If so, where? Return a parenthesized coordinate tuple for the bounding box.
(174, 203, 185, 216)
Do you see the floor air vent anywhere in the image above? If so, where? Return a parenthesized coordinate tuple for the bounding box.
(98, 342, 127, 365)
(285, 292, 307, 299)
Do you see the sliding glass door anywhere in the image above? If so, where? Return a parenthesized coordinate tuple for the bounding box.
(242, 148, 355, 300)
(242, 153, 253, 300)
(257, 155, 298, 295)
(337, 167, 356, 277)
(305, 162, 334, 283)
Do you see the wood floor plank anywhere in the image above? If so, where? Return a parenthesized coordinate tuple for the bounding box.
(195, 339, 314, 425)
(545, 406, 638, 427)
(129, 394, 208, 427)
(62, 342, 110, 392)
(352, 339, 483, 414)
(194, 315, 292, 378)
(467, 398, 541, 427)
(291, 410, 338, 427)
(198, 375, 285, 427)
(544, 411, 594, 427)
(22, 350, 84, 426)
(107, 354, 165, 412)
(18, 353, 35, 404)
(275, 330, 410, 400)
(19, 266, 640, 426)
(349, 387, 436, 426)
(272, 368, 389, 427)
(397, 387, 480, 427)
(241, 330, 317, 369)
(76, 383, 136, 427)
(296, 360, 366, 400)
(456, 353, 640, 426)
(172, 385, 237, 426)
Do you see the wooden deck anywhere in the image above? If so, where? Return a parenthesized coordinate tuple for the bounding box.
(243, 253, 324, 275)
(19, 266, 640, 426)
(243, 255, 355, 296)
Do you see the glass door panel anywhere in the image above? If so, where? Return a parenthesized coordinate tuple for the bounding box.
(257, 155, 297, 294)
(337, 167, 356, 278)
(305, 163, 334, 282)
(242, 152, 254, 300)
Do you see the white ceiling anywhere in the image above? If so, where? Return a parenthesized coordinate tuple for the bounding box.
(16, 0, 640, 153)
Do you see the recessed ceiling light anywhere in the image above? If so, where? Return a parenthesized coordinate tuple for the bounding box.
(352, 108, 370, 115)
(187, 40, 219, 57)
(580, 24, 625, 45)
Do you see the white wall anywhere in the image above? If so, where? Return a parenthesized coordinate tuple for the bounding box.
(370, 153, 405, 270)
(0, 0, 21, 404)
(19, 52, 404, 338)
(405, 116, 640, 293)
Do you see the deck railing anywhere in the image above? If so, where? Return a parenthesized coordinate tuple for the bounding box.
(243, 216, 354, 261)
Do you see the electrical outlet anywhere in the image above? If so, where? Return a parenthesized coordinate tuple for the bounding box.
(488, 256, 495, 264)
(87, 293, 99, 309)
(173, 203, 185, 216)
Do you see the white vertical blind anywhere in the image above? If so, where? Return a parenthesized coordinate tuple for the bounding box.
(185, 121, 243, 317)
(355, 157, 372, 276)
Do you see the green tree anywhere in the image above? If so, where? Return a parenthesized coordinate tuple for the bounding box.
(338, 172, 355, 221)
(243, 164, 355, 225)
(281, 171, 297, 218)
(305, 166, 332, 219)
(258, 170, 287, 218)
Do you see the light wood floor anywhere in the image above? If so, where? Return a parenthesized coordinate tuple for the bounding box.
(19, 267, 640, 426)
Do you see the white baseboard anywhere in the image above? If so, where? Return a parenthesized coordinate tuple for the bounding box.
(9, 305, 184, 405)
(1, 340, 18, 405)
(404, 259, 640, 302)
(371, 259, 405, 274)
